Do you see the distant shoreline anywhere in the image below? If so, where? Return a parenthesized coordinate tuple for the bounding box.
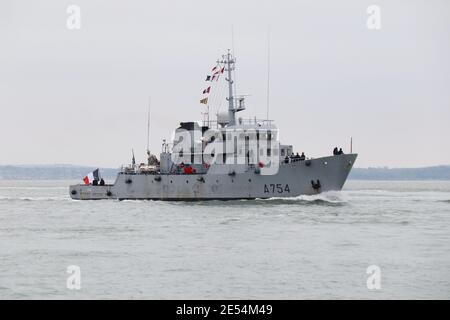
(349, 166, 450, 180)
(1, 165, 450, 181)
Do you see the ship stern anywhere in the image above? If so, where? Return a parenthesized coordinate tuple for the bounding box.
(69, 184, 115, 200)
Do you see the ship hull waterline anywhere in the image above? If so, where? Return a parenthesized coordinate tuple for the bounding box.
(69, 154, 357, 201)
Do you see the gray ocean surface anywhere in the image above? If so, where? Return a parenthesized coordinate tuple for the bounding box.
(0, 180, 449, 299)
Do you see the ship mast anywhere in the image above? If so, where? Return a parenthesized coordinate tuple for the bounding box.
(221, 50, 236, 126)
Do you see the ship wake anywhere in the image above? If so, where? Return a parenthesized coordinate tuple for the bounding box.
(258, 191, 348, 206)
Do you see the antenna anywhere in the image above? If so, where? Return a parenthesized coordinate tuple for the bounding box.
(231, 25, 237, 97)
(266, 25, 271, 122)
(350, 137, 353, 154)
(147, 97, 151, 152)
(231, 25, 235, 56)
(147, 97, 151, 165)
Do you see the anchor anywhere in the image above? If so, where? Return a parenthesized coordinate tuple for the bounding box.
(311, 179, 321, 190)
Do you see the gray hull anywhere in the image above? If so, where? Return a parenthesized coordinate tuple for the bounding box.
(69, 154, 357, 200)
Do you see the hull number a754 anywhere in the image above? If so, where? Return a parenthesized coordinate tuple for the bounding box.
(264, 184, 290, 194)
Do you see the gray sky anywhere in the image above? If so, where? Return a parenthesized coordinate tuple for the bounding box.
(1, 0, 449, 168)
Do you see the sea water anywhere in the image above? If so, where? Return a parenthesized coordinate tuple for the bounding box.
(0, 180, 449, 299)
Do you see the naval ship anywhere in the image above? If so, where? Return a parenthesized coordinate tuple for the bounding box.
(70, 51, 357, 200)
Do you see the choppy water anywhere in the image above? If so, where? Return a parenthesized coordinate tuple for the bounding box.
(0, 180, 449, 299)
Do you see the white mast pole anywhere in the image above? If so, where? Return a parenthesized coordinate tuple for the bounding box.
(266, 25, 271, 123)
(231, 26, 237, 100)
(350, 137, 353, 154)
(225, 50, 235, 126)
(147, 97, 151, 165)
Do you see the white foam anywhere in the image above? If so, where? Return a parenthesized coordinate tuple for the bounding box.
(261, 191, 347, 204)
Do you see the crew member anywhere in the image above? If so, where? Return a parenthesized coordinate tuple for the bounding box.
(299, 152, 306, 161)
(290, 153, 295, 163)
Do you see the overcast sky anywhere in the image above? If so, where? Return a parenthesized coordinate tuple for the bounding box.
(0, 0, 449, 168)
